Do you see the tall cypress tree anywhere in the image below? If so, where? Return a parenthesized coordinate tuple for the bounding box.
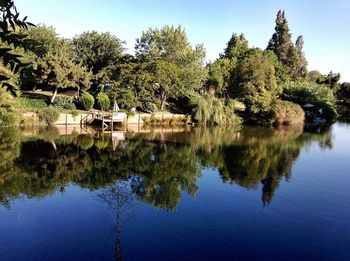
(295, 35, 308, 78)
(267, 10, 307, 79)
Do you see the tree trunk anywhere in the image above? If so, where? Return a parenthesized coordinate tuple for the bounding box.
(50, 87, 58, 103)
(160, 91, 166, 111)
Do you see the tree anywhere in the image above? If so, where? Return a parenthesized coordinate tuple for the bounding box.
(282, 81, 337, 120)
(0, 0, 35, 95)
(153, 60, 181, 110)
(222, 33, 249, 60)
(72, 31, 125, 75)
(295, 35, 308, 77)
(324, 71, 341, 89)
(307, 70, 325, 84)
(336, 82, 350, 105)
(25, 24, 61, 58)
(135, 25, 207, 102)
(231, 51, 280, 123)
(267, 10, 307, 79)
(32, 40, 92, 102)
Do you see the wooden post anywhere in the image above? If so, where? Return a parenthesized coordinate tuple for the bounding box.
(65, 113, 68, 126)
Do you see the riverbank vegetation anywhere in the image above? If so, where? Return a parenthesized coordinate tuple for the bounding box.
(0, 0, 348, 127)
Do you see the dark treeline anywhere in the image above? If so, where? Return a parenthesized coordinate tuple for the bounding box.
(0, 125, 332, 209)
(0, 1, 348, 127)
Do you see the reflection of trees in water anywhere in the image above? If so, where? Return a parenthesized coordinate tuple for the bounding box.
(0, 125, 334, 208)
(218, 144, 299, 205)
(97, 181, 135, 261)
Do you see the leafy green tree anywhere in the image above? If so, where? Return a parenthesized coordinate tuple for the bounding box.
(267, 10, 307, 79)
(72, 31, 125, 74)
(205, 59, 235, 97)
(295, 36, 308, 77)
(231, 51, 280, 123)
(307, 70, 325, 83)
(0, 0, 35, 95)
(25, 24, 61, 57)
(153, 60, 181, 110)
(32, 40, 92, 102)
(324, 71, 341, 90)
(135, 25, 207, 103)
(282, 81, 337, 120)
(101, 55, 154, 110)
(222, 33, 249, 60)
(337, 82, 350, 105)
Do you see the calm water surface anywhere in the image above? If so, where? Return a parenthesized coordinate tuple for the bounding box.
(0, 123, 349, 260)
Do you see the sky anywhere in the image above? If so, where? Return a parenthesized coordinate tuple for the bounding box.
(16, 0, 350, 82)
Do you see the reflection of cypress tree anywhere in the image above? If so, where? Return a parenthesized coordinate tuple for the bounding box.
(219, 144, 301, 205)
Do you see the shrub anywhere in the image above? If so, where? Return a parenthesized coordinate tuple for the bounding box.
(191, 95, 242, 125)
(81, 92, 94, 110)
(141, 102, 158, 113)
(283, 81, 337, 120)
(0, 88, 19, 126)
(97, 92, 110, 111)
(38, 107, 60, 125)
(0, 110, 18, 126)
(53, 96, 76, 110)
(273, 100, 305, 125)
(18, 97, 48, 111)
(71, 110, 79, 119)
(112, 88, 140, 110)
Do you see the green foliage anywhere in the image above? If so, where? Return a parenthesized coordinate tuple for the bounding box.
(191, 95, 242, 125)
(231, 51, 279, 124)
(153, 60, 182, 110)
(0, 110, 18, 126)
(282, 81, 337, 120)
(71, 110, 79, 118)
(53, 95, 76, 110)
(273, 100, 304, 125)
(18, 97, 47, 111)
(135, 25, 207, 105)
(337, 82, 350, 105)
(141, 101, 157, 113)
(27, 39, 92, 102)
(97, 92, 110, 111)
(0, 88, 18, 125)
(0, 0, 36, 96)
(25, 25, 61, 58)
(112, 87, 139, 110)
(267, 10, 307, 79)
(222, 33, 249, 60)
(37, 106, 59, 125)
(72, 31, 125, 74)
(81, 92, 94, 110)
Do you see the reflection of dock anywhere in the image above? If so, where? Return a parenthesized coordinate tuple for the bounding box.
(111, 131, 125, 151)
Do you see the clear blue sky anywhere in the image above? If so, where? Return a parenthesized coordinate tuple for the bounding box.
(17, 0, 350, 82)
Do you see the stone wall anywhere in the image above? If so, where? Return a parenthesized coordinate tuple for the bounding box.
(21, 112, 186, 126)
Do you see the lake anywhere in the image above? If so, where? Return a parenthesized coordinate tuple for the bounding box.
(0, 123, 349, 260)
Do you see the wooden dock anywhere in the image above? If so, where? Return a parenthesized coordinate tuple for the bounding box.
(91, 111, 127, 130)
